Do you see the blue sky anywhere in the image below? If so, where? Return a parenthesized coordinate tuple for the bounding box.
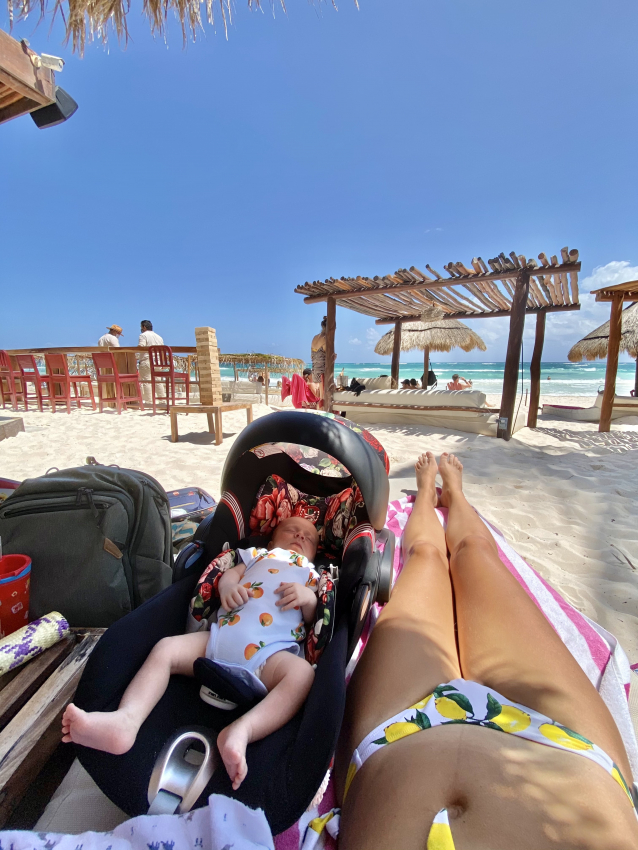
(2, 0, 637, 364)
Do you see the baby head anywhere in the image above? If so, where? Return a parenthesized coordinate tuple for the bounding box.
(269, 516, 319, 562)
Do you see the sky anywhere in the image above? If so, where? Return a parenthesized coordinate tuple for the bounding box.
(2, 0, 638, 365)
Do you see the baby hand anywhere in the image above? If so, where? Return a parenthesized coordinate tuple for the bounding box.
(275, 582, 316, 612)
(220, 584, 253, 611)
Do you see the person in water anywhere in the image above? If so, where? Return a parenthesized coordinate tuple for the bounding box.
(62, 517, 320, 792)
(334, 452, 637, 849)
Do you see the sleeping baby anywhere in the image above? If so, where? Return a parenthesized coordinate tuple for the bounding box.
(62, 516, 320, 790)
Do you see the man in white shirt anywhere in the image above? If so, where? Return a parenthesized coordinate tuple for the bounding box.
(137, 320, 165, 403)
(97, 324, 123, 347)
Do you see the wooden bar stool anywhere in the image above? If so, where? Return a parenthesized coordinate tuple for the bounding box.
(149, 345, 190, 414)
(45, 353, 97, 412)
(0, 351, 25, 411)
(91, 352, 145, 414)
(15, 354, 53, 412)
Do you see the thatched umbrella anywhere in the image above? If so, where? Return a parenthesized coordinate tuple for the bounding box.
(374, 318, 487, 386)
(568, 302, 638, 395)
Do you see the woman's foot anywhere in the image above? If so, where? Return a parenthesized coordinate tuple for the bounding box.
(415, 452, 438, 507)
(61, 703, 138, 754)
(438, 452, 464, 508)
(217, 718, 251, 790)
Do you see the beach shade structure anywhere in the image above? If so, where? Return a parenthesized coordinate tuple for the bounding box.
(568, 302, 638, 398)
(585, 281, 638, 432)
(374, 318, 487, 387)
(296, 247, 582, 439)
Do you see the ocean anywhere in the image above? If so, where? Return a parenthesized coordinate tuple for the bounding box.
(219, 361, 637, 397)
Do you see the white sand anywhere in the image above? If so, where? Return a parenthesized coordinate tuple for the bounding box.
(1, 397, 637, 660)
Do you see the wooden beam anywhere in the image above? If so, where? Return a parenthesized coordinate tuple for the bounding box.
(375, 303, 580, 325)
(498, 269, 530, 440)
(264, 365, 269, 406)
(599, 295, 623, 433)
(324, 297, 336, 413)
(423, 345, 430, 387)
(299, 264, 581, 304)
(391, 321, 402, 389)
(634, 356, 638, 398)
(0, 30, 55, 108)
(527, 311, 546, 428)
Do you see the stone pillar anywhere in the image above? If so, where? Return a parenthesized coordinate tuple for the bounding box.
(195, 327, 223, 405)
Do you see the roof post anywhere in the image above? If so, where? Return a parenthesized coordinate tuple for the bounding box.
(324, 297, 336, 412)
(391, 321, 402, 389)
(498, 268, 530, 440)
(599, 294, 623, 432)
(527, 311, 546, 428)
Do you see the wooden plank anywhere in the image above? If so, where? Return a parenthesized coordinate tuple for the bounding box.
(195, 328, 222, 406)
(298, 264, 581, 303)
(0, 29, 55, 108)
(498, 269, 530, 440)
(324, 297, 336, 413)
(0, 631, 102, 827)
(599, 295, 623, 433)
(527, 312, 546, 428)
(423, 346, 429, 386)
(0, 95, 41, 126)
(375, 303, 581, 325)
(391, 321, 402, 389)
(0, 634, 75, 729)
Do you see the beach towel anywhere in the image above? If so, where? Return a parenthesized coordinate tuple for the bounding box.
(290, 374, 320, 409)
(279, 494, 638, 850)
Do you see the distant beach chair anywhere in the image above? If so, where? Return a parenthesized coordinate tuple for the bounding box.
(92, 351, 145, 414)
(44, 353, 97, 413)
(148, 346, 191, 415)
(15, 354, 54, 412)
(0, 350, 25, 411)
(542, 392, 638, 422)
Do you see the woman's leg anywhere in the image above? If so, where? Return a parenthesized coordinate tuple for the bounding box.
(440, 452, 634, 782)
(334, 452, 461, 799)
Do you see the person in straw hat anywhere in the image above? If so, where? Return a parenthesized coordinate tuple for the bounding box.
(98, 324, 123, 347)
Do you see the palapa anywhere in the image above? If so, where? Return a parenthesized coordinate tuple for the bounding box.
(568, 303, 638, 362)
(374, 320, 487, 357)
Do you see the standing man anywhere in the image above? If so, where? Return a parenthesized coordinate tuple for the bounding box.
(137, 320, 165, 404)
(98, 324, 123, 347)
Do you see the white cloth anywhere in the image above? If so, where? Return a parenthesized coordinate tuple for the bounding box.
(205, 547, 319, 695)
(97, 333, 120, 347)
(137, 330, 165, 402)
(2, 794, 274, 850)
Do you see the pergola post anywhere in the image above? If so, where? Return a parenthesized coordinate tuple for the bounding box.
(423, 345, 430, 387)
(264, 365, 269, 406)
(391, 321, 402, 389)
(599, 294, 623, 432)
(634, 356, 638, 397)
(324, 296, 337, 412)
(498, 269, 530, 440)
(195, 327, 223, 405)
(527, 311, 546, 428)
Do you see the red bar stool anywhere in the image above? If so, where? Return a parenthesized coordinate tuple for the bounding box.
(0, 351, 26, 410)
(91, 352, 145, 414)
(15, 354, 53, 412)
(148, 346, 190, 414)
(45, 353, 97, 412)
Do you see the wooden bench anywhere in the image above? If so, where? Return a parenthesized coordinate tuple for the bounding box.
(0, 628, 104, 827)
(170, 402, 253, 445)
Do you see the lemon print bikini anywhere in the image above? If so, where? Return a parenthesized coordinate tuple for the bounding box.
(343, 679, 637, 848)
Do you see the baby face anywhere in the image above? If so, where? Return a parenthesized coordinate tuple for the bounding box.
(269, 517, 319, 561)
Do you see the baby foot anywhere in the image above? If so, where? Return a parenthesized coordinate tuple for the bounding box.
(415, 451, 438, 507)
(61, 703, 138, 755)
(438, 453, 464, 508)
(217, 719, 250, 790)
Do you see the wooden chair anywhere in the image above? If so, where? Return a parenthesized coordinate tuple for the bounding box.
(91, 352, 145, 414)
(148, 346, 190, 414)
(15, 354, 53, 412)
(45, 353, 97, 412)
(0, 351, 25, 410)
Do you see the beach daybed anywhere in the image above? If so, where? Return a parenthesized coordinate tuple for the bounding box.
(335, 388, 525, 436)
(542, 392, 638, 422)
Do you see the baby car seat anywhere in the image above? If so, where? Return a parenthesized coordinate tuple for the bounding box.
(73, 410, 394, 835)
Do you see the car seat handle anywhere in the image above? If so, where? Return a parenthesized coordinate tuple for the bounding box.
(147, 727, 217, 815)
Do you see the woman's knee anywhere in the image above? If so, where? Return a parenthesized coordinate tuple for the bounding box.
(404, 539, 447, 565)
(449, 533, 497, 563)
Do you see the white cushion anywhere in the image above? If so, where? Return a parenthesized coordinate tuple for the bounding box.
(357, 376, 392, 390)
(339, 388, 487, 409)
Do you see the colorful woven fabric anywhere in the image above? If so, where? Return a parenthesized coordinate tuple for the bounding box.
(0, 611, 70, 676)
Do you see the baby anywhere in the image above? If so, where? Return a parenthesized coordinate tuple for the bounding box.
(62, 516, 320, 791)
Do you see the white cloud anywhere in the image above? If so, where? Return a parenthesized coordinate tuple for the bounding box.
(366, 327, 380, 345)
(425, 227, 443, 234)
(349, 337, 362, 345)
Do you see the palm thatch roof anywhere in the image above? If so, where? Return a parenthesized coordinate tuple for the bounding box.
(568, 303, 638, 362)
(374, 320, 487, 356)
(8, 0, 353, 55)
(218, 353, 305, 370)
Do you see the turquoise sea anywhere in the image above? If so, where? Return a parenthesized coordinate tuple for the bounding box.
(219, 361, 637, 397)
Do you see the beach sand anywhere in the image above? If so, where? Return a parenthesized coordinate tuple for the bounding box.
(1, 396, 637, 660)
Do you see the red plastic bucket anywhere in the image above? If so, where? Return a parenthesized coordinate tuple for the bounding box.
(0, 555, 31, 638)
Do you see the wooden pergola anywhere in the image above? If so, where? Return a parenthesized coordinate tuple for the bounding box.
(0, 29, 56, 125)
(590, 279, 638, 433)
(296, 247, 582, 440)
